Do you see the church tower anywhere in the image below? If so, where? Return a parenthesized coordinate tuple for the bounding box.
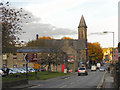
(78, 15, 87, 40)
(78, 15, 88, 65)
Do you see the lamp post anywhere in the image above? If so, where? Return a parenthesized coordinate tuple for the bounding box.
(89, 31, 115, 63)
(63, 52, 67, 69)
(103, 31, 115, 64)
(48, 53, 51, 72)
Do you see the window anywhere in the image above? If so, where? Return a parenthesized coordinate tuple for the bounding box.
(79, 68, 85, 70)
(13, 53, 17, 59)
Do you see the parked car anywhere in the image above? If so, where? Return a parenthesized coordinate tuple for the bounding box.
(10, 68, 25, 73)
(18, 68, 27, 73)
(9, 69, 17, 74)
(0, 69, 4, 76)
(19, 66, 30, 72)
(99, 67, 105, 72)
(91, 65, 96, 71)
(1, 68, 9, 76)
(28, 67, 35, 72)
(38, 67, 46, 72)
(78, 67, 88, 76)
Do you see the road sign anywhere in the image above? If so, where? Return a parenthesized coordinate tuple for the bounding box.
(34, 64, 39, 69)
(23, 53, 27, 61)
(25, 53, 38, 62)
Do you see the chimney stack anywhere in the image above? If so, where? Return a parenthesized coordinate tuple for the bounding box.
(36, 34, 39, 40)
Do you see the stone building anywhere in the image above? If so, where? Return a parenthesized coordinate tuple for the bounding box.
(2, 15, 88, 72)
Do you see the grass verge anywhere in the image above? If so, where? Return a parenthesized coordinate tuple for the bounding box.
(2, 71, 69, 82)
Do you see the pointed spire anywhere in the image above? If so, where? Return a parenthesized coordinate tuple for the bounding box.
(78, 15, 87, 28)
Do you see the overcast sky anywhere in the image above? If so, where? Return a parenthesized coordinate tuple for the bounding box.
(3, 0, 119, 48)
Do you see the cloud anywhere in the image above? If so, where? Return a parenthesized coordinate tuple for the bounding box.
(22, 0, 87, 18)
(8, 0, 119, 48)
(19, 9, 77, 41)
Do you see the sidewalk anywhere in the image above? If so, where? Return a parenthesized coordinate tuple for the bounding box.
(103, 71, 115, 88)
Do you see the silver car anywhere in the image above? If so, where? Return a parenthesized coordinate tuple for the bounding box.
(99, 67, 105, 72)
(10, 68, 25, 73)
(9, 69, 17, 74)
(78, 67, 88, 76)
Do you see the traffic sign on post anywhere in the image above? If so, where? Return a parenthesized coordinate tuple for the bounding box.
(23, 53, 27, 61)
(24, 53, 38, 62)
(34, 64, 39, 69)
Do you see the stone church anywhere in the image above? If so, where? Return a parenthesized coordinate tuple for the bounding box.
(3, 15, 88, 72)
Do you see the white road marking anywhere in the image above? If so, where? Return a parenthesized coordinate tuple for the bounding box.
(64, 77, 70, 79)
(59, 85, 67, 88)
(30, 84, 41, 88)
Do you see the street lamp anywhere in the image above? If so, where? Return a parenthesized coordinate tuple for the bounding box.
(47, 54, 51, 71)
(103, 31, 115, 63)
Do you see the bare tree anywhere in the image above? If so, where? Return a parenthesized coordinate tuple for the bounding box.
(1, 2, 30, 53)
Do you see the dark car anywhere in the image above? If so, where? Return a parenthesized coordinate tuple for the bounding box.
(38, 67, 46, 72)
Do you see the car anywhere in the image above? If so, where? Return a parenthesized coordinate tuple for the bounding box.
(38, 67, 46, 72)
(0, 69, 4, 76)
(28, 67, 35, 72)
(78, 67, 88, 76)
(10, 68, 25, 73)
(99, 67, 105, 72)
(19, 66, 30, 72)
(9, 69, 17, 74)
(97, 63, 101, 69)
(91, 65, 97, 71)
(18, 68, 27, 73)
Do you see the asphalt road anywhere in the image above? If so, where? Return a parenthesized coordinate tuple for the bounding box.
(27, 69, 105, 89)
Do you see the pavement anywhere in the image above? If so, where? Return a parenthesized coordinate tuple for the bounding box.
(103, 71, 115, 88)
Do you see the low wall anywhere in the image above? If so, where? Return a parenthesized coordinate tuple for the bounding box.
(2, 79, 28, 88)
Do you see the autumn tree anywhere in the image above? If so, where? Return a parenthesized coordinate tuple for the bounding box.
(1, 2, 29, 53)
(87, 42, 103, 64)
(61, 37, 73, 40)
(26, 36, 54, 47)
(38, 36, 54, 39)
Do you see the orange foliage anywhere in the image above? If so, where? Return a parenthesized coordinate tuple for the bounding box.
(61, 37, 73, 40)
(87, 42, 103, 62)
(38, 36, 54, 39)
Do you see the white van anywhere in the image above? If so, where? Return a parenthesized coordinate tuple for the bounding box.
(97, 63, 101, 69)
(91, 65, 96, 71)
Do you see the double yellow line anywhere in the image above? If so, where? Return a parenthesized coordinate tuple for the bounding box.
(97, 71, 107, 88)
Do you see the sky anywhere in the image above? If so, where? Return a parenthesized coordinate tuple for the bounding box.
(2, 0, 119, 48)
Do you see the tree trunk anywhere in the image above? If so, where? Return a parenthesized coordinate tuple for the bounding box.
(48, 62, 51, 72)
(53, 63, 55, 72)
(56, 64, 57, 72)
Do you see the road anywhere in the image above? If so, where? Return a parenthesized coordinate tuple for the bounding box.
(26, 69, 105, 89)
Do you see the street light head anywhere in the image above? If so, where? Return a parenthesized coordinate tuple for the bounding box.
(103, 31, 108, 33)
(103, 31, 114, 33)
